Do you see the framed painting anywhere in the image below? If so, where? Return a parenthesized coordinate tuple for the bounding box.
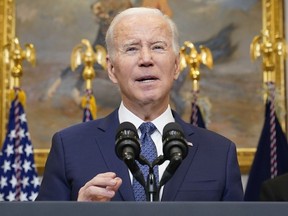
(0, 0, 286, 174)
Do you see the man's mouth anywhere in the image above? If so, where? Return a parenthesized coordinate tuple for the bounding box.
(136, 76, 158, 82)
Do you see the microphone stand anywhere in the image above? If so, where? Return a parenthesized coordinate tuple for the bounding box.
(146, 166, 159, 202)
(145, 155, 166, 202)
(152, 154, 184, 201)
(138, 156, 162, 202)
(137, 154, 183, 202)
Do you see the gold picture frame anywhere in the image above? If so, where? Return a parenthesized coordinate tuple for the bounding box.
(0, 0, 286, 175)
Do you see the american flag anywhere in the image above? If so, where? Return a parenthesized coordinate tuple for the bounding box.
(190, 102, 206, 128)
(82, 107, 94, 122)
(82, 89, 96, 122)
(0, 91, 40, 201)
(189, 90, 206, 128)
(244, 99, 288, 201)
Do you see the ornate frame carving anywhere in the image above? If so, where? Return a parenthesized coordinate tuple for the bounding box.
(0, 0, 15, 148)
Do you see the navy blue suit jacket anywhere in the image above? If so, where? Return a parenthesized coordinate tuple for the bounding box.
(36, 109, 243, 201)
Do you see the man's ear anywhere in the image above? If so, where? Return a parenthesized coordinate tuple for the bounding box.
(173, 53, 181, 80)
(106, 55, 118, 84)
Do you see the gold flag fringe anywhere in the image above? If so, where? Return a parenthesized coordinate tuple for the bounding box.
(9, 89, 26, 107)
(81, 94, 97, 120)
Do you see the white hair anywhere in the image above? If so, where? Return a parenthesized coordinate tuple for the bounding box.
(105, 7, 180, 58)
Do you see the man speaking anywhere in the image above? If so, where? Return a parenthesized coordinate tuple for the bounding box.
(36, 7, 243, 201)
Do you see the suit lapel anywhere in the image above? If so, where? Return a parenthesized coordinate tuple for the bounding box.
(93, 109, 198, 201)
(162, 111, 199, 201)
(95, 109, 135, 201)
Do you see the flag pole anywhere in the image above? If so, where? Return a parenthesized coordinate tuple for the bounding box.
(244, 0, 288, 200)
(0, 37, 39, 201)
(70, 39, 107, 122)
(250, 4, 287, 179)
(180, 41, 213, 127)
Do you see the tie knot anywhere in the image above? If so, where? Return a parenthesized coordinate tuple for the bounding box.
(139, 122, 156, 135)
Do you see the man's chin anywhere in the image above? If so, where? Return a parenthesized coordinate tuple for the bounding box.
(138, 97, 161, 106)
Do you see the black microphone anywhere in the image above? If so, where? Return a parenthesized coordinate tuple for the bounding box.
(115, 122, 145, 187)
(160, 122, 188, 187)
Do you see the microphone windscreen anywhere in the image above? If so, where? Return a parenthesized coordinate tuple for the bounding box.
(116, 121, 137, 135)
(162, 122, 184, 139)
(115, 121, 140, 160)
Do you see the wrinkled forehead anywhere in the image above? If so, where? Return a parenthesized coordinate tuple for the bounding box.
(114, 14, 172, 40)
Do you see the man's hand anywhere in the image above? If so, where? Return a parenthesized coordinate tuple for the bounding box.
(77, 172, 122, 201)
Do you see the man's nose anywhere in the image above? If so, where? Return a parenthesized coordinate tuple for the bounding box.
(139, 47, 153, 66)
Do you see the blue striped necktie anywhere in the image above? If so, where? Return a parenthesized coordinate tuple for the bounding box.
(133, 122, 159, 201)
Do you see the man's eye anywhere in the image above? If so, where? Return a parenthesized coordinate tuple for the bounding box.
(126, 47, 138, 52)
(152, 45, 165, 50)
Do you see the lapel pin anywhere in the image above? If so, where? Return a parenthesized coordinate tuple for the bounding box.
(187, 141, 193, 147)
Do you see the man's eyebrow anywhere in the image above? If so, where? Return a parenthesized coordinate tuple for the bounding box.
(122, 40, 139, 47)
(151, 40, 168, 45)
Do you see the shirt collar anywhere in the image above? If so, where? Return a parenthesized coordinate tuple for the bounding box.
(118, 101, 174, 134)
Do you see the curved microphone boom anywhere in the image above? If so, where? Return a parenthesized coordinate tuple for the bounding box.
(160, 122, 188, 187)
(115, 122, 146, 187)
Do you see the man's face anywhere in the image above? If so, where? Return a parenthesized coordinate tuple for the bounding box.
(107, 14, 180, 108)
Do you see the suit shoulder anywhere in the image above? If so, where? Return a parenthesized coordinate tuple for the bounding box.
(54, 108, 118, 136)
(183, 122, 236, 150)
(59, 119, 100, 133)
(174, 110, 234, 147)
(188, 122, 233, 141)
